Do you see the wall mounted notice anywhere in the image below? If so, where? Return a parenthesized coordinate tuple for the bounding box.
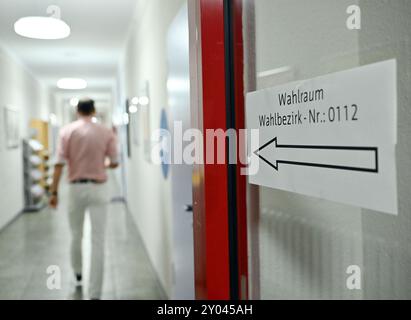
(246, 60, 398, 215)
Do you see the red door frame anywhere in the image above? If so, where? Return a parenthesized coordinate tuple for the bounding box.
(188, 0, 248, 300)
(231, 0, 248, 301)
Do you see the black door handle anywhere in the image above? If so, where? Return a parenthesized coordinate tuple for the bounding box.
(184, 205, 193, 212)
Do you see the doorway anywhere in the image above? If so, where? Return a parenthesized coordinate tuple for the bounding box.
(167, 2, 195, 300)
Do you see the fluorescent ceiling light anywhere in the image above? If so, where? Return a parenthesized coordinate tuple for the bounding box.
(14, 17, 70, 40)
(57, 78, 87, 90)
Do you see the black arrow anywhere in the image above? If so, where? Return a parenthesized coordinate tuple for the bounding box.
(254, 137, 379, 173)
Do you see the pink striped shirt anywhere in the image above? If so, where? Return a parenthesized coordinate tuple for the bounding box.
(57, 117, 118, 183)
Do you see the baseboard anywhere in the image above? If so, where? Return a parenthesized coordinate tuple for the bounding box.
(0, 210, 23, 235)
(111, 196, 127, 203)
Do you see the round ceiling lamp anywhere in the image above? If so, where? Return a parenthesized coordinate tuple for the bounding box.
(129, 105, 138, 114)
(14, 16, 71, 40)
(131, 97, 139, 105)
(139, 96, 150, 106)
(57, 78, 87, 90)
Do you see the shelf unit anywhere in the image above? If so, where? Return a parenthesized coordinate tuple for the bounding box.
(23, 139, 47, 212)
(23, 119, 51, 212)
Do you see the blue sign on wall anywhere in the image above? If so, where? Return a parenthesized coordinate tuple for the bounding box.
(160, 109, 170, 180)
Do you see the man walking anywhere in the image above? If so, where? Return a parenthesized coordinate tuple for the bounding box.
(49, 98, 119, 300)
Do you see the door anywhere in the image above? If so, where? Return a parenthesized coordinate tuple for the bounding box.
(188, 0, 249, 300)
(167, 2, 195, 300)
(241, 0, 411, 299)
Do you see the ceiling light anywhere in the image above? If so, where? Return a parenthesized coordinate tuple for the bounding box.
(139, 96, 150, 106)
(57, 78, 87, 90)
(14, 17, 70, 40)
(131, 97, 139, 105)
(129, 105, 138, 114)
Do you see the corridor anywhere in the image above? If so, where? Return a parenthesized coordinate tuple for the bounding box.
(0, 0, 194, 301)
(0, 181, 165, 300)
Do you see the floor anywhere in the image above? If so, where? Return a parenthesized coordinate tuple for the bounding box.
(0, 181, 166, 300)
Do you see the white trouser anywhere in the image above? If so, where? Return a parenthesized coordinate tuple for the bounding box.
(68, 183, 108, 299)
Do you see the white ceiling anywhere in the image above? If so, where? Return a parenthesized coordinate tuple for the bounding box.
(0, 0, 139, 90)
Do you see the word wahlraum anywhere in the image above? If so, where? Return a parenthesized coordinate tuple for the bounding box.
(258, 88, 326, 127)
(278, 88, 324, 106)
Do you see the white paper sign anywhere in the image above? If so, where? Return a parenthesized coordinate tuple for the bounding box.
(246, 60, 398, 215)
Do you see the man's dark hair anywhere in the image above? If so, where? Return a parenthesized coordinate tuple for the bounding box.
(77, 98, 96, 116)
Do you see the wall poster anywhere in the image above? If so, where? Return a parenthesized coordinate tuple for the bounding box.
(3, 107, 20, 149)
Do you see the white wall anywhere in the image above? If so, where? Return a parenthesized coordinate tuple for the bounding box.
(0, 46, 49, 229)
(358, 0, 411, 299)
(116, 0, 186, 297)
